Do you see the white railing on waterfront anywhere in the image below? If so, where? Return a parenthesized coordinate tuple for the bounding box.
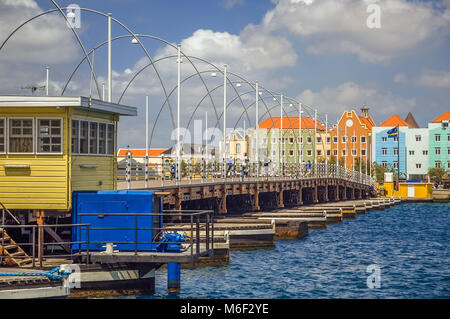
(120, 157, 377, 189)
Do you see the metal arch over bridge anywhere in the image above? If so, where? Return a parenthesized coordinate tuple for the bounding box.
(0, 1, 378, 215)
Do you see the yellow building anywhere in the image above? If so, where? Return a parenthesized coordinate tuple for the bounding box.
(0, 95, 136, 213)
(377, 182, 432, 199)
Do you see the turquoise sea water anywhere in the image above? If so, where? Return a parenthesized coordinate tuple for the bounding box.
(142, 203, 449, 299)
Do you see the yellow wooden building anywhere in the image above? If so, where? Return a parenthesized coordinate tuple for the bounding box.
(0, 95, 137, 213)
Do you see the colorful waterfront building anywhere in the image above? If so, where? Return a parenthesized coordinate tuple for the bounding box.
(330, 107, 376, 170)
(0, 95, 137, 213)
(248, 116, 327, 167)
(403, 113, 429, 180)
(428, 110, 450, 170)
(372, 114, 409, 179)
(221, 129, 248, 163)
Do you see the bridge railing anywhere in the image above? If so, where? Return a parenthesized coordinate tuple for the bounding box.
(120, 157, 377, 189)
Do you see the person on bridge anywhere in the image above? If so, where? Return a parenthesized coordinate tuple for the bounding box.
(170, 163, 176, 180)
(227, 157, 234, 177)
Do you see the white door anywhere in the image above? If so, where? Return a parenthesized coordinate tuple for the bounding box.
(408, 185, 415, 198)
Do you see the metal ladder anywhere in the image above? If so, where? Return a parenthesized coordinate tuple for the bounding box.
(0, 227, 33, 267)
(1, 202, 32, 267)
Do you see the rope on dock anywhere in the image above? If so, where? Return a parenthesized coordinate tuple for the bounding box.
(0, 267, 71, 280)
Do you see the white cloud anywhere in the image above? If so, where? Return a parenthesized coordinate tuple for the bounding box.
(261, 0, 450, 63)
(156, 28, 297, 74)
(220, 0, 245, 9)
(297, 82, 417, 123)
(395, 69, 450, 88)
(0, 0, 79, 64)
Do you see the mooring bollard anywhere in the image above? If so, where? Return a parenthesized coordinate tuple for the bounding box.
(167, 262, 181, 293)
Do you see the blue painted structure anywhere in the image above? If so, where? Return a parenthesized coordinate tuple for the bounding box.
(72, 190, 162, 252)
(167, 262, 181, 293)
(372, 128, 407, 177)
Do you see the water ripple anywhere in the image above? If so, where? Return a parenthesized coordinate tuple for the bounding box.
(140, 203, 449, 299)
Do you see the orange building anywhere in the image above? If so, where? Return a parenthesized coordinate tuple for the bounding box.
(330, 106, 376, 170)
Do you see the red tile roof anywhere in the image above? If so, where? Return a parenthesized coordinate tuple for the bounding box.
(358, 115, 376, 129)
(258, 116, 325, 130)
(117, 149, 167, 157)
(379, 114, 410, 127)
(432, 110, 450, 123)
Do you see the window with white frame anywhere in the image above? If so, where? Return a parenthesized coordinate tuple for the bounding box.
(307, 137, 312, 143)
(9, 118, 33, 153)
(333, 137, 338, 143)
(382, 161, 387, 168)
(333, 150, 337, 156)
(289, 150, 294, 157)
(317, 150, 322, 156)
(236, 143, 241, 154)
(307, 150, 312, 156)
(435, 147, 440, 155)
(361, 149, 366, 156)
(448, 148, 450, 155)
(423, 150, 428, 156)
(326, 137, 331, 144)
(327, 150, 331, 156)
(393, 161, 398, 169)
(289, 137, 294, 144)
(409, 150, 414, 155)
(351, 149, 357, 156)
(448, 134, 450, 142)
(351, 136, 357, 143)
(98, 123, 107, 155)
(72, 120, 79, 153)
(435, 134, 441, 142)
(79, 121, 89, 154)
(416, 163, 421, 169)
(415, 135, 421, 142)
(272, 137, 277, 144)
(89, 122, 98, 154)
(435, 161, 441, 168)
(448, 161, 450, 169)
(342, 150, 347, 156)
(37, 119, 62, 153)
(394, 148, 399, 155)
(361, 136, 366, 143)
(382, 148, 387, 155)
(317, 137, 322, 143)
(394, 137, 398, 142)
(0, 118, 5, 153)
(342, 136, 347, 143)
(382, 137, 387, 142)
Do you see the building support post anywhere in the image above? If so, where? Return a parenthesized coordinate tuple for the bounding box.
(167, 262, 181, 293)
(252, 184, 260, 211)
(36, 210, 45, 267)
(325, 185, 329, 202)
(335, 185, 340, 201)
(342, 185, 347, 200)
(314, 185, 319, 203)
(298, 186, 303, 206)
(278, 184, 285, 208)
(219, 185, 227, 214)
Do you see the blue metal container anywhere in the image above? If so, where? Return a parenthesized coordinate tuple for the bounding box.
(72, 190, 162, 252)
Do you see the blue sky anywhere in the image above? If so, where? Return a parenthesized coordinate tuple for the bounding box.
(0, 0, 449, 148)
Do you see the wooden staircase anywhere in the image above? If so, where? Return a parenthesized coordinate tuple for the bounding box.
(0, 227, 33, 267)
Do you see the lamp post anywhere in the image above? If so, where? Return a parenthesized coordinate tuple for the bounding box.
(299, 103, 303, 177)
(144, 96, 149, 187)
(280, 94, 283, 176)
(325, 113, 328, 175)
(176, 44, 181, 184)
(45, 66, 49, 96)
(255, 81, 259, 180)
(314, 109, 317, 177)
(107, 13, 112, 103)
(223, 64, 227, 181)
